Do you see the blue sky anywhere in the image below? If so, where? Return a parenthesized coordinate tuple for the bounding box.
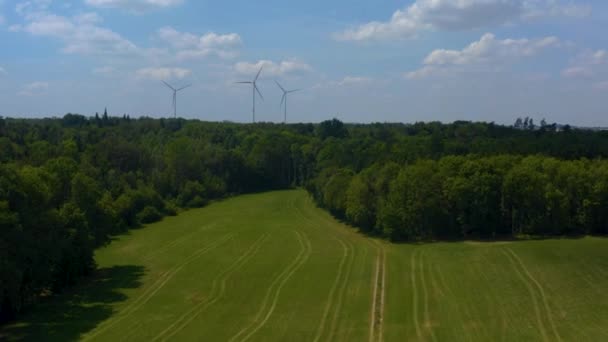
(0, 0, 607, 125)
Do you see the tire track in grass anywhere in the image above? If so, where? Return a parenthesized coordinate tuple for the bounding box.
(506, 249, 562, 342)
(295, 193, 384, 341)
(229, 230, 311, 342)
(119, 320, 144, 341)
(434, 262, 452, 297)
(377, 245, 387, 342)
(419, 250, 437, 342)
(83, 233, 234, 341)
(368, 251, 381, 342)
(428, 256, 445, 299)
(291, 195, 361, 342)
(313, 239, 350, 342)
(368, 243, 386, 342)
(294, 194, 383, 342)
(241, 233, 312, 342)
(153, 233, 270, 342)
(326, 238, 356, 342)
(411, 249, 423, 341)
(142, 223, 219, 262)
(501, 250, 549, 342)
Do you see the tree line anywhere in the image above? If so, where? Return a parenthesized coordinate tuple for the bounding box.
(308, 155, 608, 240)
(1, 115, 608, 321)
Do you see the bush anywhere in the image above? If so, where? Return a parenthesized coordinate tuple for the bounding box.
(187, 195, 208, 208)
(177, 181, 207, 207)
(136, 206, 163, 224)
(163, 201, 179, 216)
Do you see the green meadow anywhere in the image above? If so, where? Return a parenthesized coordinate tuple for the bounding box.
(3, 190, 608, 341)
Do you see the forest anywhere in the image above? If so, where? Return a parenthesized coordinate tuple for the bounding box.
(1, 114, 608, 322)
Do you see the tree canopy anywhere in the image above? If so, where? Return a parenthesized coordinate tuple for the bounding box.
(2, 115, 608, 321)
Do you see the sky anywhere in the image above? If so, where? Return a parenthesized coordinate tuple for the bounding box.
(0, 0, 607, 125)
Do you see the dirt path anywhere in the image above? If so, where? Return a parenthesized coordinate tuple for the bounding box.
(369, 245, 386, 342)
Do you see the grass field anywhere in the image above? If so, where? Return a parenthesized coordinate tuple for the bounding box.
(2, 190, 608, 341)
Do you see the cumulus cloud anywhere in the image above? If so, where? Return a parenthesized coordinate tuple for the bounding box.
(13, 5, 138, 56)
(16, 0, 52, 16)
(157, 26, 241, 60)
(562, 49, 608, 79)
(93, 66, 115, 74)
(136, 67, 191, 80)
(234, 60, 312, 77)
(561, 66, 593, 79)
(337, 76, 373, 86)
(406, 33, 560, 79)
(562, 49, 608, 88)
(19, 81, 49, 96)
(334, 0, 590, 41)
(312, 76, 374, 90)
(85, 0, 183, 12)
(73, 12, 103, 25)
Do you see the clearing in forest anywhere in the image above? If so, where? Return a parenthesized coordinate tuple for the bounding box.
(2, 190, 608, 341)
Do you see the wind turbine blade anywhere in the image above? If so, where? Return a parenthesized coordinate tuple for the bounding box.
(162, 81, 175, 91)
(255, 85, 264, 101)
(254, 66, 263, 82)
(275, 80, 286, 93)
(177, 84, 192, 91)
(288, 89, 303, 93)
(280, 93, 286, 107)
(235, 81, 252, 84)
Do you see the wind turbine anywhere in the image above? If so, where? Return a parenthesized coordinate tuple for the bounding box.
(275, 80, 302, 124)
(162, 81, 191, 118)
(236, 66, 264, 123)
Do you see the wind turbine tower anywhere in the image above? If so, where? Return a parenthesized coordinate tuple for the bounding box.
(236, 66, 264, 123)
(275, 80, 302, 124)
(162, 81, 191, 118)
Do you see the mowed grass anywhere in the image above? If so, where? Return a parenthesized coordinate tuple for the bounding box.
(2, 190, 608, 341)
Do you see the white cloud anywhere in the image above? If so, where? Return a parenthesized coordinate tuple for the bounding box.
(234, 60, 312, 77)
(424, 34, 559, 65)
(523, 1, 591, 19)
(16, 0, 52, 16)
(135, 67, 191, 80)
(14, 8, 138, 56)
(561, 49, 608, 86)
(73, 12, 103, 25)
(19, 81, 49, 96)
(334, 0, 590, 41)
(313, 76, 374, 89)
(85, 0, 183, 12)
(561, 49, 608, 79)
(157, 26, 241, 60)
(561, 66, 593, 78)
(337, 76, 373, 86)
(591, 50, 608, 64)
(406, 33, 560, 79)
(93, 66, 115, 74)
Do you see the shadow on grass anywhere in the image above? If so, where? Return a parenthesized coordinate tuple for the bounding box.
(0, 265, 145, 342)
